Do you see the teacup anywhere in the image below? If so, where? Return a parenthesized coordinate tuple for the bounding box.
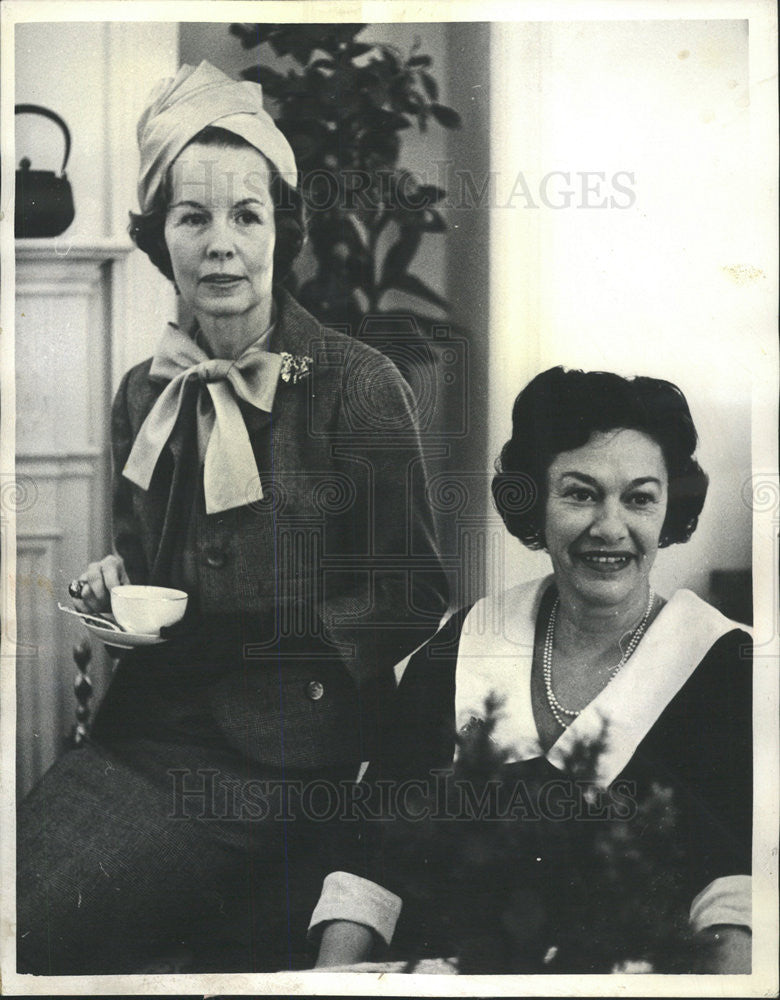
(110, 585, 188, 636)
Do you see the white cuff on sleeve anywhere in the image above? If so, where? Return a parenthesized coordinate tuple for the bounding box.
(689, 875, 752, 933)
(308, 871, 402, 947)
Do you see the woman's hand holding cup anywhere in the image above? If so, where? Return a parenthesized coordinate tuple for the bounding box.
(69, 555, 129, 615)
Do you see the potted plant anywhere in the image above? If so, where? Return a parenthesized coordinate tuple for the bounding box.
(378, 702, 699, 974)
(229, 22, 462, 356)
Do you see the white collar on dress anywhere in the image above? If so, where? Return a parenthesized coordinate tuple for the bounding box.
(456, 578, 744, 786)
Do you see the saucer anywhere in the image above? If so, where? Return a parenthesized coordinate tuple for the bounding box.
(81, 615, 166, 650)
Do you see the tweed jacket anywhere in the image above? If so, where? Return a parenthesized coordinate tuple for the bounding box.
(103, 290, 449, 769)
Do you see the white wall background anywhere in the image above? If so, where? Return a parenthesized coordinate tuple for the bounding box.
(489, 19, 758, 601)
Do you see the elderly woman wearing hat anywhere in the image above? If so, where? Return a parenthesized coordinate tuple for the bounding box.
(17, 61, 448, 975)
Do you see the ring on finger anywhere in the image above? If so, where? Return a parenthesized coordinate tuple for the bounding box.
(68, 579, 88, 600)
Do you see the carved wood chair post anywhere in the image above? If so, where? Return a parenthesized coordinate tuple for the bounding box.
(69, 639, 93, 748)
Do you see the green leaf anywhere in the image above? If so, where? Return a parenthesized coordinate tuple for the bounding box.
(417, 185, 446, 205)
(386, 273, 448, 310)
(430, 103, 462, 129)
(283, 94, 325, 120)
(380, 228, 422, 288)
(420, 71, 439, 102)
(419, 209, 446, 233)
(240, 66, 289, 98)
(346, 42, 376, 58)
(283, 120, 330, 166)
(358, 129, 400, 165)
(270, 27, 327, 63)
(329, 24, 368, 47)
(374, 108, 413, 130)
(392, 91, 423, 115)
(229, 24, 261, 49)
(378, 47, 401, 73)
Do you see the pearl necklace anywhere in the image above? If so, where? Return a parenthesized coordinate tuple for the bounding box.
(543, 589, 655, 729)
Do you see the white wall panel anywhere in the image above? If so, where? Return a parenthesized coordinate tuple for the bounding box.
(13, 22, 179, 792)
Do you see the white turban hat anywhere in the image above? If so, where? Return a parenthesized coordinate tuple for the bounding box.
(136, 60, 298, 213)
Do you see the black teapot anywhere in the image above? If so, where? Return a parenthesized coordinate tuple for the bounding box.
(15, 104, 75, 238)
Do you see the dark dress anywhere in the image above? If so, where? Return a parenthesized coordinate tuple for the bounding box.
(16, 291, 449, 975)
(311, 576, 752, 965)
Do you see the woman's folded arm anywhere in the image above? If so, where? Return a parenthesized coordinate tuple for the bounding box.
(310, 871, 402, 966)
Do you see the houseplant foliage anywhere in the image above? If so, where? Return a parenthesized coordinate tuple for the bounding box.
(230, 23, 462, 340)
(381, 699, 700, 974)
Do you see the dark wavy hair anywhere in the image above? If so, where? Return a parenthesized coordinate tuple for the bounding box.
(128, 126, 306, 286)
(491, 366, 709, 550)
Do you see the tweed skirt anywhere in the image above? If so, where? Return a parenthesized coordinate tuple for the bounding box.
(17, 729, 357, 975)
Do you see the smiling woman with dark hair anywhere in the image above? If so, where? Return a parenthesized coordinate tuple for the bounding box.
(312, 366, 751, 975)
(16, 60, 448, 975)
(492, 366, 709, 550)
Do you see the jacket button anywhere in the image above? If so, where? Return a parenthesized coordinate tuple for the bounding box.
(203, 547, 227, 569)
(306, 680, 325, 701)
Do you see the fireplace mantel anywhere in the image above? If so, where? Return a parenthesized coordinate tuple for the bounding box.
(14, 239, 135, 794)
(15, 237, 134, 262)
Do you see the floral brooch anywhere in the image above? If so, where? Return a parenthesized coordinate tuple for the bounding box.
(279, 352, 313, 384)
